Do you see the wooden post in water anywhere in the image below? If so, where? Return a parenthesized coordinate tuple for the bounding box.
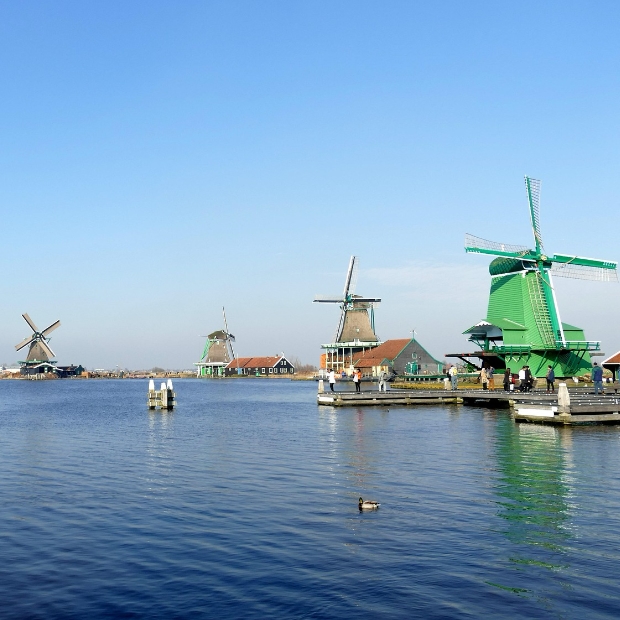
(148, 378, 176, 410)
(557, 382, 570, 416)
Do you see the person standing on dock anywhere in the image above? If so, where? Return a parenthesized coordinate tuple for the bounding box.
(449, 365, 458, 390)
(487, 366, 495, 390)
(503, 368, 511, 392)
(592, 362, 604, 395)
(353, 369, 361, 393)
(328, 369, 336, 392)
(518, 366, 526, 392)
(524, 366, 533, 392)
(480, 367, 488, 390)
(546, 366, 555, 394)
(378, 370, 388, 392)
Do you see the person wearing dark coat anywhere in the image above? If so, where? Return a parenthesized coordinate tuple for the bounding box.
(503, 368, 511, 392)
(546, 366, 555, 393)
(592, 362, 604, 395)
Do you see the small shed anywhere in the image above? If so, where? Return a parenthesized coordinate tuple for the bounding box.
(602, 351, 620, 380)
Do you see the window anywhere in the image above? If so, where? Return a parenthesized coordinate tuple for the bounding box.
(289, 368, 294, 373)
(261, 368, 265, 374)
(269, 368, 273, 374)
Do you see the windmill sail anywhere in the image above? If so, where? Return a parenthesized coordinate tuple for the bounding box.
(525, 176, 543, 252)
(465, 234, 530, 257)
(551, 260, 618, 282)
(15, 314, 60, 363)
(343, 256, 357, 298)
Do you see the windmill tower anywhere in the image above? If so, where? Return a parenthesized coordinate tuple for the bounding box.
(314, 256, 381, 373)
(15, 313, 61, 376)
(194, 308, 237, 377)
(449, 176, 617, 377)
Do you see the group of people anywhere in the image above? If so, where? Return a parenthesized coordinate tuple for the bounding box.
(325, 368, 389, 392)
(479, 366, 495, 390)
(325, 362, 606, 395)
(499, 365, 556, 393)
(517, 366, 535, 392)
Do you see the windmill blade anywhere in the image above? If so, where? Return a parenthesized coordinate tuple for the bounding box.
(15, 336, 34, 351)
(350, 297, 382, 303)
(39, 339, 56, 359)
(525, 176, 544, 252)
(348, 258, 359, 297)
(22, 313, 39, 333)
(342, 256, 357, 298)
(313, 296, 345, 303)
(551, 254, 618, 282)
(41, 320, 61, 337)
(465, 234, 530, 257)
(334, 306, 346, 343)
(223, 306, 238, 366)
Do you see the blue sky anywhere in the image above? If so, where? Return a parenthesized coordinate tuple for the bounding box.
(1, 1, 619, 368)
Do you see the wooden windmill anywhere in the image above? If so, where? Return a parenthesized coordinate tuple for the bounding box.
(314, 256, 381, 373)
(15, 313, 61, 375)
(195, 308, 237, 377)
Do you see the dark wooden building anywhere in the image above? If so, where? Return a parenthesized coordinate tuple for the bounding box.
(225, 356, 295, 377)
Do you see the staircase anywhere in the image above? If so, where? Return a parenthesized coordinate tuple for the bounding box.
(527, 274, 556, 347)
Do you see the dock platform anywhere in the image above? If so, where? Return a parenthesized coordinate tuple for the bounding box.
(317, 388, 620, 425)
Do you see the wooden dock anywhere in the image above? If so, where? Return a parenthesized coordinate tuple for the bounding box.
(317, 388, 620, 425)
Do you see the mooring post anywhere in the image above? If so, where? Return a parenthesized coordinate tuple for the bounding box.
(166, 379, 175, 410)
(558, 382, 570, 415)
(318, 379, 324, 394)
(160, 382, 168, 409)
(148, 379, 156, 409)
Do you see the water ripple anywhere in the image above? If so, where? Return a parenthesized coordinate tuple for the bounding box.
(0, 380, 620, 617)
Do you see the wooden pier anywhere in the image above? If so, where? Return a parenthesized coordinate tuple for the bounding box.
(317, 386, 620, 425)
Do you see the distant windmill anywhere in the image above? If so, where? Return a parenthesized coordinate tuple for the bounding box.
(452, 176, 617, 377)
(195, 307, 237, 377)
(15, 313, 61, 375)
(314, 256, 381, 373)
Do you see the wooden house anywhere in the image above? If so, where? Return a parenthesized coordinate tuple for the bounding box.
(225, 356, 295, 377)
(353, 337, 442, 377)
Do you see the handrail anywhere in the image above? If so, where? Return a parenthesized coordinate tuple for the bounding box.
(489, 341, 600, 353)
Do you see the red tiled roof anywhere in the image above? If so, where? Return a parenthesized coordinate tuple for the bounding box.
(603, 351, 620, 365)
(225, 356, 283, 369)
(355, 357, 390, 368)
(353, 339, 411, 364)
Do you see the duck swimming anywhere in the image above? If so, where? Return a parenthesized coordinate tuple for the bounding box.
(359, 497, 380, 510)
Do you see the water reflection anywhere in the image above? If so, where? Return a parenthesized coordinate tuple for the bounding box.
(317, 407, 383, 491)
(145, 410, 174, 495)
(491, 417, 573, 591)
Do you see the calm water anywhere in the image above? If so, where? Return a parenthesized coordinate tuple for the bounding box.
(1, 379, 620, 618)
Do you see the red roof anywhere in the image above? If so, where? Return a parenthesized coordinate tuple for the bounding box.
(225, 356, 283, 369)
(603, 351, 620, 365)
(355, 356, 390, 369)
(353, 339, 411, 365)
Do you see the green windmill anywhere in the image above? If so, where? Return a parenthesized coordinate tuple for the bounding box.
(451, 176, 617, 378)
